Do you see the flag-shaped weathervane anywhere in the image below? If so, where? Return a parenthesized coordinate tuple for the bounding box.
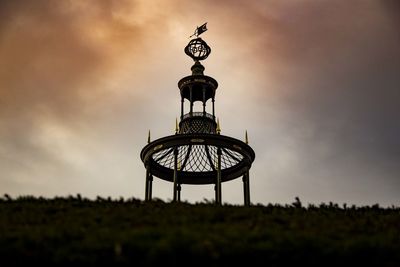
(190, 22, 208, 38)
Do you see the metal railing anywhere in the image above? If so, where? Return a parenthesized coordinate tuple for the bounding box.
(182, 112, 214, 120)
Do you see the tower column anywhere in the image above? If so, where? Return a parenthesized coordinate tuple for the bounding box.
(189, 86, 193, 115)
(246, 169, 251, 205)
(145, 164, 153, 201)
(242, 173, 247, 206)
(202, 86, 206, 115)
(173, 148, 179, 201)
(148, 174, 153, 201)
(212, 97, 215, 120)
(243, 168, 250, 206)
(216, 147, 222, 205)
(177, 184, 181, 202)
(145, 164, 149, 201)
(181, 97, 184, 120)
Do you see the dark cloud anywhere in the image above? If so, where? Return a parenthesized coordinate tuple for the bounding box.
(0, 0, 141, 119)
(0, 0, 145, 195)
(270, 1, 400, 161)
(0, 0, 398, 204)
(182, 0, 400, 204)
(245, 1, 400, 203)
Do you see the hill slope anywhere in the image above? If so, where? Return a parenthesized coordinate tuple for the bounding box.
(0, 196, 399, 266)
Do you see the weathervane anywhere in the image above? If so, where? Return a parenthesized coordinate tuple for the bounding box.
(189, 22, 208, 38)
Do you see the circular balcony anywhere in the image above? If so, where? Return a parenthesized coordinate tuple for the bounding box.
(140, 134, 255, 184)
(179, 112, 216, 134)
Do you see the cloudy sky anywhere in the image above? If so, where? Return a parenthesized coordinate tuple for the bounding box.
(1, 0, 399, 206)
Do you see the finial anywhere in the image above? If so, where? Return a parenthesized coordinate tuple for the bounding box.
(216, 118, 221, 134)
(175, 118, 179, 134)
(245, 130, 249, 144)
(147, 130, 151, 144)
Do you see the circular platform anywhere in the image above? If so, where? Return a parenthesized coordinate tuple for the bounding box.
(141, 134, 255, 184)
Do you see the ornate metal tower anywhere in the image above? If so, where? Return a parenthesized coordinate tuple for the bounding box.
(140, 30, 255, 205)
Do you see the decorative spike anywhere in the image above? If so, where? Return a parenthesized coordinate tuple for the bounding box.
(147, 130, 151, 144)
(175, 118, 179, 134)
(216, 118, 221, 134)
(245, 130, 249, 144)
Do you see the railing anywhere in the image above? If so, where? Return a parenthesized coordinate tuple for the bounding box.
(182, 112, 214, 120)
(178, 76, 218, 89)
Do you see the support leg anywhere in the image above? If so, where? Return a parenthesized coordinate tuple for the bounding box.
(243, 169, 251, 206)
(212, 98, 215, 120)
(177, 184, 181, 202)
(242, 174, 247, 206)
(214, 184, 218, 203)
(216, 148, 222, 205)
(246, 170, 251, 206)
(173, 148, 178, 201)
(181, 97, 184, 121)
(145, 166, 150, 201)
(148, 175, 153, 201)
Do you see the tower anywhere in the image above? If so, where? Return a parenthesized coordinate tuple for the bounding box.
(140, 30, 255, 205)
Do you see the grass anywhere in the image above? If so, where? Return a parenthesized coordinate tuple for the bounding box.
(0, 195, 399, 266)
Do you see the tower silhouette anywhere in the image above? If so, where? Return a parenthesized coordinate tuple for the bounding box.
(140, 34, 255, 205)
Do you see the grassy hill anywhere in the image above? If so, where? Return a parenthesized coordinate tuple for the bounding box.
(0, 196, 399, 266)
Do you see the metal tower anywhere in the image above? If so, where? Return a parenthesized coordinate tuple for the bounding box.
(140, 33, 255, 205)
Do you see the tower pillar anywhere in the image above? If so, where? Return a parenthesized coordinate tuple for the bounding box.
(181, 97, 184, 120)
(243, 169, 250, 206)
(173, 148, 179, 201)
(189, 86, 193, 115)
(177, 184, 182, 202)
(148, 174, 153, 201)
(145, 164, 150, 201)
(145, 164, 153, 201)
(202, 86, 206, 115)
(216, 147, 222, 205)
(212, 97, 215, 120)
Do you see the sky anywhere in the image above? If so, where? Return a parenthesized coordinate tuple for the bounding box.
(1, 0, 399, 206)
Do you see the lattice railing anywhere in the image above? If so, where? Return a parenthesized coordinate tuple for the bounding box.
(179, 112, 216, 134)
(182, 112, 214, 120)
(152, 145, 244, 172)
